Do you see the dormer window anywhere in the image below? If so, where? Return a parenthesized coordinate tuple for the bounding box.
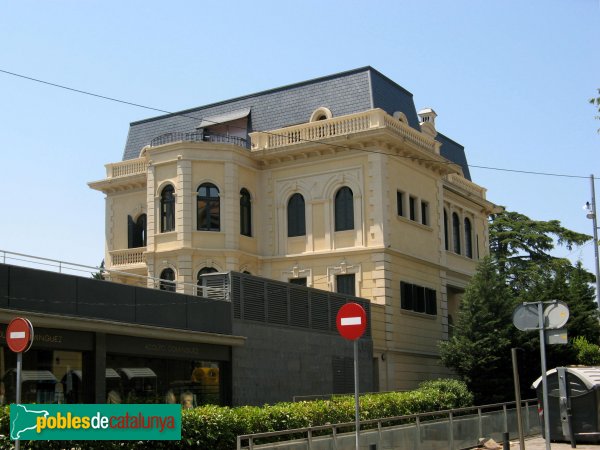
(309, 107, 333, 122)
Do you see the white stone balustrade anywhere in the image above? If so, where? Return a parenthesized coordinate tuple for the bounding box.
(106, 158, 146, 178)
(249, 108, 438, 153)
(109, 248, 146, 267)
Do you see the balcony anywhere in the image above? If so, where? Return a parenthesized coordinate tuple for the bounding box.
(149, 131, 248, 148)
(109, 248, 146, 268)
(249, 108, 439, 154)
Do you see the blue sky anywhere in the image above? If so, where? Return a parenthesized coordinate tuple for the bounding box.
(1, 0, 599, 278)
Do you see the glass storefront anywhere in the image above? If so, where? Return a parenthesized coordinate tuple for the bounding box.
(0, 348, 84, 404)
(104, 355, 221, 407)
(0, 326, 230, 406)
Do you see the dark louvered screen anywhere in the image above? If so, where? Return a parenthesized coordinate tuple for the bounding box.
(242, 278, 266, 322)
(267, 283, 289, 325)
(329, 295, 347, 332)
(289, 286, 310, 328)
(310, 291, 329, 331)
(229, 272, 371, 338)
(232, 275, 242, 319)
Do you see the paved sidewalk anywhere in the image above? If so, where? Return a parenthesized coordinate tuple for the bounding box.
(509, 435, 600, 449)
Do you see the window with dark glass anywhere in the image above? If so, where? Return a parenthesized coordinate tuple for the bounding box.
(336, 274, 355, 296)
(397, 191, 405, 217)
(197, 183, 220, 231)
(334, 187, 354, 231)
(160, 185, 175, 232)
(159, 268, 176, 292)
(452, 213, 461, 254)
(444, 209, 449, 250)
(287, 193, 306, 237)
(400, 281, 436, 315)
(240, 188, 252, 237)
(128, 214, 147, 248)
(289, 277, 307, 286)
(465, 218, 473, 258)
(421, 201, 429, 226)
(409, 196, 417, 221)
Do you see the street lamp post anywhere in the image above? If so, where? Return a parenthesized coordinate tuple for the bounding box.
(585, 174, 600, 310)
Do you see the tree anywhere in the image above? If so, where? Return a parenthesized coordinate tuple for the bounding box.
(441, 210, 598, 403)
(91, 259, 105, 280)
(439, 257, 515, 404)
(489, 210, 591, 292)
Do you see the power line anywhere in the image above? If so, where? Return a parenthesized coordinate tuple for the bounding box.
(0, 68, 590, 180)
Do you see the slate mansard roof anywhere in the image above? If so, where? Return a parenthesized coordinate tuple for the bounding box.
(123, 66, 472, 180)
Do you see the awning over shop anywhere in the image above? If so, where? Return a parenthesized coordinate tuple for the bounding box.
(119, 368, 157, 379)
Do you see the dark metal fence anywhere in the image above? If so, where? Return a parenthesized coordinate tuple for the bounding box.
(150, 131, 248, 148)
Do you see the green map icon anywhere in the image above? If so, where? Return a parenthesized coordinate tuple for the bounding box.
(10, 404, 49, 440)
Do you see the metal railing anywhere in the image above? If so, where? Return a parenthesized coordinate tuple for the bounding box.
(236, 399, 540, 450)
(149, 131, 248, 148)
(0, 250, 230, 301)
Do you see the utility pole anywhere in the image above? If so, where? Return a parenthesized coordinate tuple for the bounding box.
(586, 175, 600, 310)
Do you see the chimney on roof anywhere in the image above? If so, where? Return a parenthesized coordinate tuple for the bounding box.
(417, 108, 437, 137)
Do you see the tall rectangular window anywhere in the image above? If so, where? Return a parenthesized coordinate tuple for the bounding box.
(421, 201, 429, 226)
(336, 274, 356, 296)
(409, 196, 417, 221)
(397, 191, 405, 217)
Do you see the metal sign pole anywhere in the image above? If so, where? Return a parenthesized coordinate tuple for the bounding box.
(15, 351, 22, 450)
(354, 339, 360, 450)
(511, 348, 525, 450)
(538, 302, 551, 450)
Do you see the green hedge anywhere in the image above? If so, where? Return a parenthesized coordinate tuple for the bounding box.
(0, 379, 472, 450)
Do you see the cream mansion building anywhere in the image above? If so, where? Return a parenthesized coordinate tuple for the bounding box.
(89, 67, 498, 392)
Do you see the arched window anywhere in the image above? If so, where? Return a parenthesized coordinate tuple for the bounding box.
(464, 218, 473, 259)
(128, 214, 147, 248)
(197, 267, 218, 296)
(452, 213, 461, 254)
(197, 183, 220, 231)
(443, 209, 449, 251)
(160, 186, 175, 232)
(334, 187, 354, 231)
(287, 193, 305, 237)
(159, 268, 176, 292)
(240, 188, 252, 237)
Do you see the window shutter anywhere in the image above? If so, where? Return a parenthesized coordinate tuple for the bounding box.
(127, 215, 135, 248)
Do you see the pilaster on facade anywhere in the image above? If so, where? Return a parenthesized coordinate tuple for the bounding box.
(176, 158, 192, 248)
(146, 164, 156, 250)
(224, 162, 237, 250)
(177, 252, 193, 294)
(367, 153, 385, 247)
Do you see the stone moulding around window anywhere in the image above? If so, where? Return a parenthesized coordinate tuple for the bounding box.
(326, 260, 362, 293)
(282, 265, 312, 287)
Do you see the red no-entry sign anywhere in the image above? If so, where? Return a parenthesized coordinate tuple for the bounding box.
(6, 318, 34, 353)
(336, 303, 367, 340)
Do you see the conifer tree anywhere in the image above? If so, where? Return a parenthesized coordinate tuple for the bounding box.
(439, 257, 515, 404)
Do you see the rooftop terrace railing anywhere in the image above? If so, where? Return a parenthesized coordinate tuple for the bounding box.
(149, 131, 248, 148)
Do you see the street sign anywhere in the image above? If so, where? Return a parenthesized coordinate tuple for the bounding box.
(546, 328, 568, 345)
(336, 303, 367, 341)
(544, 301, 569, 329)
(512, 304, 539, 331)
(6, 318, 34, 353)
